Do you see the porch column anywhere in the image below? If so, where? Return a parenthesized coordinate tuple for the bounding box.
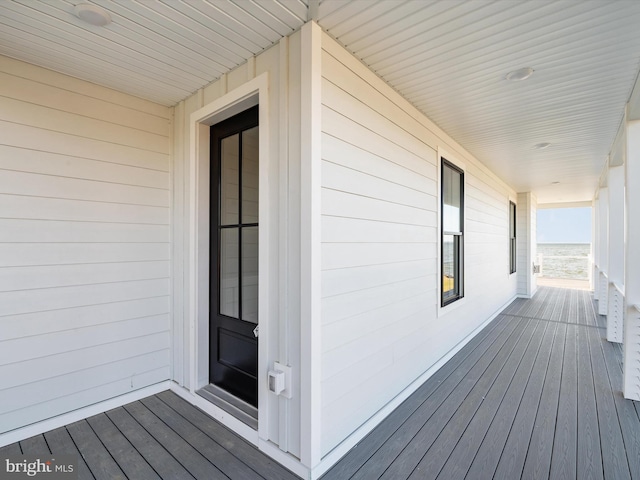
(623, 119, 640, 400)
(592, 197, 600, 299)
(607, 166, 624, 342)
(516, 192, 537, 298)
(597, 187, 609, 315)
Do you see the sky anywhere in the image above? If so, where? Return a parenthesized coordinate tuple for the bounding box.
(537, 207, 592, 244)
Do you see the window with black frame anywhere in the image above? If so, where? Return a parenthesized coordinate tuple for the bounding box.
(441, 159, 464, 306)
(509, 201, 517, 274)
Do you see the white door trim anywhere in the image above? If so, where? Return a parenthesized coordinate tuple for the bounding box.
(188, 72, 271, 441)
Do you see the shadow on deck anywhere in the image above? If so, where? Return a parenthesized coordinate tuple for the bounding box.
(1, 287, 639, 479)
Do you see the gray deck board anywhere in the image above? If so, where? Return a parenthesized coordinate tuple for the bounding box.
(346, 317, 524, 480)
(87, 413, 160, 480)
(587, 320, 632, 479)
(595, 315, 640, 478)
(411, 319, 543, 480)
(520, 323, 566, 480)
(140, 395, 258, 480)
(67, 420, 127, 480)
(478, 321, 558, 479)
(19, 434, 50, 454)
(378, 319, 531, 480)
(549, 324, 578, 479)
(156, 391, 300, 480)
(124, 401, 227, 480)
(437, 320, 550, 480)
(324, 286, 640, 480)
(576, 323, 604, 480)
(3, 287, 639, 480)
(44, 427, 95, 480)
(321, 314, 509, 480)
(0, 442, 22, 456)
(106, 406, 196, 480)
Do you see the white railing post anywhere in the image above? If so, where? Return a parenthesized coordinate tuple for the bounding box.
(607, 283, 624, 343)
(623, 118, 640, 400)
(599, 272, 609, 315)
(608, 166, 625, 343)
(537, 253, 543, 277)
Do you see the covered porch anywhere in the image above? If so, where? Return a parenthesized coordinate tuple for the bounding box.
(3, 286, 638, 480)
(2, 2, 640, 478)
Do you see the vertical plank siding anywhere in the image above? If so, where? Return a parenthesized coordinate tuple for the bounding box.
(172, 36, 305, 456)
(0, 56, 172, 434)
(319, 33, 518, 454)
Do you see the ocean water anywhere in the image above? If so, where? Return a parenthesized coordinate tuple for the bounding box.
(537, 243, 591, 280)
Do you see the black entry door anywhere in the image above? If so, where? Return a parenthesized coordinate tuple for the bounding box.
(210, 106, 259, 407)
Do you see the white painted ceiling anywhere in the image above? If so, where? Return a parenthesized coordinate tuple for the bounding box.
(2, 0, 640, 204)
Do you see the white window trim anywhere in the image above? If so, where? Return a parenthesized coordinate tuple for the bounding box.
(509, 198, 517, 276)
(437, 147, 467, 317)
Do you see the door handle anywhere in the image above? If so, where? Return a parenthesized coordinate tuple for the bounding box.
(253, 325, 259, 338)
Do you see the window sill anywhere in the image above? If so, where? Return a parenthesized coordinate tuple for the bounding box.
(437, 295, 467, 318)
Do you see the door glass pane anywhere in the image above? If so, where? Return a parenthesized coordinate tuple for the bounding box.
(242, 127, 259, 224)
(242, 226, 259, 323)
(443, 234, 457, 300)
(220, 228, 239, 318)
(221, 134, 239, 226)
(443, 165, 461, 233)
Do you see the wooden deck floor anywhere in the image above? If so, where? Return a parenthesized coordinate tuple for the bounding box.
(2, 287, 638, 479)
(0, 390, 300, 480)
(323, 286, 640, 480)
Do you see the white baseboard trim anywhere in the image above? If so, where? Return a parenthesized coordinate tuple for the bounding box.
(169, 384, 310, 479)
(309, 295, 517, 480)
(0, 381, 171, 448)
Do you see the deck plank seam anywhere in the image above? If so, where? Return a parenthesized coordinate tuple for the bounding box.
(82, 417, 131, 480)
(478, 319, 556, 480)
(400, 318, 535, 480)
(448, 319, 551, 480)
(96, 409, 164, 480)
(148, 394, 268, 480)
(520, 322, 567, 480)
(333, 316, 516, 480)
(576, 292, 604, 480)
(123, 401, 229, 480)
(592, 306, 640, 479)
(368, 318, 529, 480)
(57, 426, 97, 480)
(582, 292, 607, 480)
(493, 320, 560, 480)
(550, 321, 578, 479)
(585, 294, 631, 480)
(543, 322, 567, 480)
(112, 405, 198, 480)
(155, 391, 301, 480)
(504, 313, 606, 330)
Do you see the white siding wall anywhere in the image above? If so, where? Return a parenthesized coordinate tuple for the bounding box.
(319, 33, 518, 455)
(0, 56, 172, 434)
(172, 35, 303, 457)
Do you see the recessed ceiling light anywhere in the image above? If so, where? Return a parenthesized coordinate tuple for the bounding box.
(506, 67, 534, 81)
(534, 142, 552, 150)
(73, 3, 112, 26)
